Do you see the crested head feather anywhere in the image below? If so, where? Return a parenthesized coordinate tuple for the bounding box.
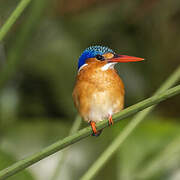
(78, 45, 115, 70)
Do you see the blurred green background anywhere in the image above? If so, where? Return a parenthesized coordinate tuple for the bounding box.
(0, 0, 180, 180)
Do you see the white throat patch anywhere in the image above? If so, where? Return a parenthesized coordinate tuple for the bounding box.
(101, 62, 117, 71)
(78, 63, 88, 73)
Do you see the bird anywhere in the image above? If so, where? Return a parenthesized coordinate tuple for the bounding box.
(73, 45, 144, 136)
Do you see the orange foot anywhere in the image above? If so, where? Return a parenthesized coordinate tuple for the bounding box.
(108, 114, 114, 126)
(90, 121, 102, 137)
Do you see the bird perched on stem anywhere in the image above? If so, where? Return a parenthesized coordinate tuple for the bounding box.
(73, 45, 144, 136)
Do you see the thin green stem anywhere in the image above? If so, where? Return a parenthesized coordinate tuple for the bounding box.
(137, 135, 180, 179)
(0, 0, 31, 42)
(51, 115, 82, 180)
(0, 85, 179, 180)
(80, 66, 180, 180)
(69, 115, 82, 135)
(0, 0, 47, 89)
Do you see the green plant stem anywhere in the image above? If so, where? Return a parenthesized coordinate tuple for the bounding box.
(0, 0, 47, 89)
(0, 86, 180, 180)
(137, 135, 180, 179)
(69, 115, 82, 135)
(0, 0, 31, 42)
(51, 115, 82, 180)
(80, 66, 180, 180)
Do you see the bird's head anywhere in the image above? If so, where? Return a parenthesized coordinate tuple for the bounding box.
(78, 45, 144, 71)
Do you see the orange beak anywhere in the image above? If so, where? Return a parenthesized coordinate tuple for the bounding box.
(108, 54, 144, 63)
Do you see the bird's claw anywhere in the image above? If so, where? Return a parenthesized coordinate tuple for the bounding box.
(90, 121, 102, 136)
(108, 115, 114, 126)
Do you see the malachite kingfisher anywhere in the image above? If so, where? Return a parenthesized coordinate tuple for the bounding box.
(73, 45, 144, 136)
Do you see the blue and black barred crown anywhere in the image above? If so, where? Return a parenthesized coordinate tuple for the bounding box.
(78, 45, 115, 69)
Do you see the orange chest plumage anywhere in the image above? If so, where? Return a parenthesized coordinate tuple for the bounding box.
(72, 62, 125, 123)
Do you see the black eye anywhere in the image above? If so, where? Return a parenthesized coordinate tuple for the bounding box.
(95, 54, 104, 61)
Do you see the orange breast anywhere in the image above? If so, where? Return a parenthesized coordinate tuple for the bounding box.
(72, 62, 125, 123)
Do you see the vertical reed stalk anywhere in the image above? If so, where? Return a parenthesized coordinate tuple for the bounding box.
(0, 0, 31, 42)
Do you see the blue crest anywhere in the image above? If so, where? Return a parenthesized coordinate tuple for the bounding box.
(78, 45, 114, 69)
